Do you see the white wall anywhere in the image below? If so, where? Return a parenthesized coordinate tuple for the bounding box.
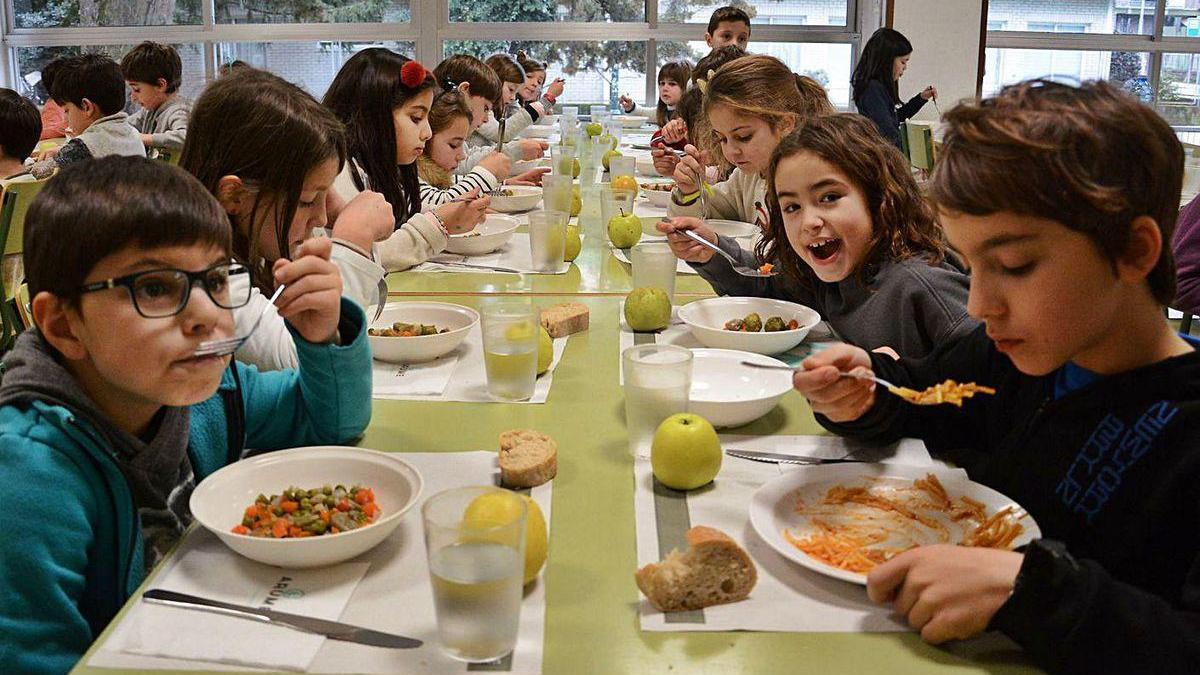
(889, 0, 985, 122)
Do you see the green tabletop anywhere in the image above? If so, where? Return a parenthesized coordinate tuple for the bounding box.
(385, 218, 719, 297)
(74, 294, 1036, 674)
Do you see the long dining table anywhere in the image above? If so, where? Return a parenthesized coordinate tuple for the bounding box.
(72, 126, 1040, 675)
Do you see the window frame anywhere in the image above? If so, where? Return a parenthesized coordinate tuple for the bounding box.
(984, 0, 1200, 114)
(1, 0, 865, 107)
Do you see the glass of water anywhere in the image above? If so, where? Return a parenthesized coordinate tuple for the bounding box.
(631, 242, 677, 301)
(528, 210, 567, 274)
(609, 156, 636, 182)
(481, 301, 539, 401)
(550, 143, 576, 177)
(600, 186, 637, 234)
(543, 175, 573, 214)
(622, 344, 693, 454)
(423, 486, 527, 663)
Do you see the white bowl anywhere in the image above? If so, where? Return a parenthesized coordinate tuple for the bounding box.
(489, 185, 543, 213)
(513, 157, 552, 174)
(706, 219, 759, 238)
(689, 349, 794, 427)
(445, 214, 521, 255)
(678, 297, 821, 355)
(620, 115, 650, 128)
(641, 182, 674, 208)
(191, 446, 423, 568)
(368, 301, 479, 363)
(521, 126, 555, 139)
(636, 157, 658, 177)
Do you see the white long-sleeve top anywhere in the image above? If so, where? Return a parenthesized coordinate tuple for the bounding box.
(331, 158, 448, 272)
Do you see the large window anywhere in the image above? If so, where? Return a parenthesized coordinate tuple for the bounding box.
(3, 1, 861, 104)
(986, 1, 1200, 136)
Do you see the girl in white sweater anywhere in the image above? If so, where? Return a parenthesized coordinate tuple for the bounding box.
(323, 48, 489, 272)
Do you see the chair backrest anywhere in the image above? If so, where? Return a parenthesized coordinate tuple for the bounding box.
(15, 283, 32, 331)
(153, 148, 181, 166)
(1, 179, 48, 257)
(904, 121, 935, 171)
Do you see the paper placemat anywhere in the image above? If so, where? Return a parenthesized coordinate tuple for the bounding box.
(415, 234, 570, 275)
(90, 451, 552, 674)
(617, 300, 840, 383)
(634, 434, 948, 633)
(372, 323, 568, 404)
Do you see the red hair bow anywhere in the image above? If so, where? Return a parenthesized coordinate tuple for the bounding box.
(401, 60, 428, 88)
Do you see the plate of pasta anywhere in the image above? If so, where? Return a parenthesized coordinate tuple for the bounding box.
(748, 463, 1040, 585)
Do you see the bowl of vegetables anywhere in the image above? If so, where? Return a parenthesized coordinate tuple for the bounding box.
(677, 296, 821, 355)
(445, 214, 521, 256)
(488, 186, 543, 213)
(367, 301, 479, 363)
(190, 446, 423, 568)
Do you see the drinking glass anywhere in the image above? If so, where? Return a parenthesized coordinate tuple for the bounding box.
(631, 242, 677, 300)
(481, 301, 538, 401)
(550, 143, 576, 177)
(528, 210, 567, 274)
(622, 344, 693, 453)
(543, 175, 573, 215)
(423, 486, 527, 663)
(609, 156, 636, 182)
(600, 187, 637, 234)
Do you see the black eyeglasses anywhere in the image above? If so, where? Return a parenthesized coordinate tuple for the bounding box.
(77, 262, 252, 319)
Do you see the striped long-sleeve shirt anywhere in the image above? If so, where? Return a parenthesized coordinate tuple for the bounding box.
(419, 167, 500, 207)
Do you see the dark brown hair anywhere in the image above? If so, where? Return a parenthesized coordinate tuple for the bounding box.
(25, 156, 231, 303)
(48, 53, 125, 117)
(120, 41, 182, 93)
(707, 6, 751, 35)
(762, 113, 945, 285)
(656, 60, 692, 127)
(692, 45, 745, 87)
(515, 51, 546, 76)
(324, 48, 437, 225)
(428, 89, 473, 136)
(929, 79, 1181, 304)
(485, 53, 525, 86)
(436, 54, 502, 109)
(181, 69, 346, 291)
(0, 88, 41, 162)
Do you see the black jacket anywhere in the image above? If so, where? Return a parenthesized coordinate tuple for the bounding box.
(820, 324, 1200, 674)
(854, 79, 927, 149)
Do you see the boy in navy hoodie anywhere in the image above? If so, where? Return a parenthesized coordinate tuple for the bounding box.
(792, 79, 1200, 674)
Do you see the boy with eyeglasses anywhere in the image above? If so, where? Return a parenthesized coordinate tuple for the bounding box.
(0, 156, 371, 674)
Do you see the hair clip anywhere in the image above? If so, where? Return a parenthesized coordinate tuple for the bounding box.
(706, 69, 716, 81)
(696, 79, 709, 95)
(401, 60, 429, 88)
(441, 76, 459, 92)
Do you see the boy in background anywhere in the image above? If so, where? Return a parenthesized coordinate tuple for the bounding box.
(705, 6, 751, 51)
(31, 54, 145, 178)
(121, 41, 190, 152)
(793, 79, 1200, 673)
(0, 89, 40, 185)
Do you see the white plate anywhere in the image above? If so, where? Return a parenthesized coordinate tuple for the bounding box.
(749, 464, 1041, 585)
(445, 214, 521, 255)
(191, 446, 423, 569)
(678, 297, 821, 354)
(367, 301, 479, 363)
(706, 219, 760, 239)
(489, 185, 543, 213)
(689, 349, 793, 427)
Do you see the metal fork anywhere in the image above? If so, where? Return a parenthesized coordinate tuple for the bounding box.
(193, 284, 286, 358)
(681, 229, 776, 277)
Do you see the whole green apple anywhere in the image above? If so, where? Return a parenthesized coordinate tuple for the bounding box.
(602, 149, 623, 171)
(607, 208, 642, 248)
(623, 286, 671, 331)
(563, 224, 582, 261)
(585, 122, 603, 137)
(651, 413, 722, 490)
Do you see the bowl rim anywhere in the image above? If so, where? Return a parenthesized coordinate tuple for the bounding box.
(678, 297, 821, 334)
(449, 216, 521, 239)
(492, 185, 543, 197)
(368, 301, 481, 340)
(688, 348, 794, 402)
(191, 446, 424, 546)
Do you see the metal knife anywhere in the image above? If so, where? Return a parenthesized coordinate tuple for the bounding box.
(725, 448, 866, 465)
(142, 589, 422, 649)
(439, 261, 524, 274)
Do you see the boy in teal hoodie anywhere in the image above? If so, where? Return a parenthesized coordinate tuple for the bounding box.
(0, 156, 372, 674)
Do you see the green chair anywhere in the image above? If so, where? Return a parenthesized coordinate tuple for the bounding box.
(903, 121, 935, 171)
(0, 180, 48, 351)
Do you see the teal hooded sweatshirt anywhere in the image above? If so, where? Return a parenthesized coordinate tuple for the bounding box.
(0, 299, 372, 674)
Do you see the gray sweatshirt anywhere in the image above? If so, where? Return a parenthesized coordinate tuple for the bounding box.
(692, 235, 976, 358)
(126, 95, 190, 150)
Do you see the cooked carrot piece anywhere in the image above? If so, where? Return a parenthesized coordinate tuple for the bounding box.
(272, 519, 290, 538)
(231, 525, 249, 535)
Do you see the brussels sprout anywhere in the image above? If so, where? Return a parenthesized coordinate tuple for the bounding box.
(764, 316, 786, 332)
(743, 312, 763, 332)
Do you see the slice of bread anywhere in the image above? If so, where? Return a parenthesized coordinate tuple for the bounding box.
(499, 429, 558, 488)
(540, 302, 589, 338)
(635, 526, 757, 612)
